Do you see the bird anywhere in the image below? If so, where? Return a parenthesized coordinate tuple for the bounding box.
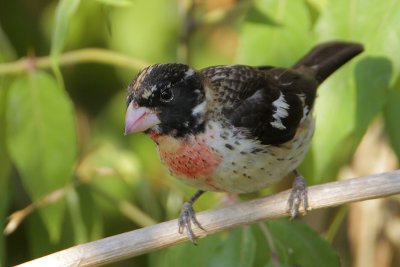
(124, 41, 363, 244)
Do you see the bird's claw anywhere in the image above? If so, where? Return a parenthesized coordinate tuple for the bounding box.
(287, 173, 309, 219)
(178, 202, 205, 245)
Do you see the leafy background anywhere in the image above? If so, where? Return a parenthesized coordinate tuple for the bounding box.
(0, 0, 399, 266)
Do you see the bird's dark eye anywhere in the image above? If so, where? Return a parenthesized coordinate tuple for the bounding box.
(160, 88, 174, 102)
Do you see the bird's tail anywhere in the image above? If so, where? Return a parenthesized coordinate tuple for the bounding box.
(292, 41, 364, 83)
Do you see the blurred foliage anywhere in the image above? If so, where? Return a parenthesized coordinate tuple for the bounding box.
(0, 25, 15, 267)
(0, 0, 399, 266)
(151, 220, 339, 267)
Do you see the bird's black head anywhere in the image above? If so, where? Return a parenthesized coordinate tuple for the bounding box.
(125, 64, 206, 137)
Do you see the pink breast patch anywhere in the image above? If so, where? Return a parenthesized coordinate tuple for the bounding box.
(157, 138, 222, 179)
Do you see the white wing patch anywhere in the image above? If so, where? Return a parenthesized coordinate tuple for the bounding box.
(192, 101, 207, 124)
(184, 68, 195, 78)
(270, 92, 289, 130)
(192, 101, 206, 116)
(297, 93, 309, 123)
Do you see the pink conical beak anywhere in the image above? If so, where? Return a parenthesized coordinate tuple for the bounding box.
(125, 102, 161, 135)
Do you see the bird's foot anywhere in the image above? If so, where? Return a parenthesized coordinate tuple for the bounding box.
(287, 170, 309, 219)
(178, 202, 205, 244)
(178, 190, 206, 244)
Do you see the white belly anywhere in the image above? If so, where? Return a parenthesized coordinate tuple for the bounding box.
(200, 115, 315, 193)
(154, 115, 315, 193)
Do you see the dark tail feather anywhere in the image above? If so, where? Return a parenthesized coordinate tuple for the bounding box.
(292, 41, 364, 83)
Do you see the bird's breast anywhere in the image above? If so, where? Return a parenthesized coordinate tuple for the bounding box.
(148, 132, 224, 190)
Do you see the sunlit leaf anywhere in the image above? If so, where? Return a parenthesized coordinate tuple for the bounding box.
(96, 0, 133, 7)
(316, 0, 400, 79)
(307, 0, 398, 181)
(309, 70, 357, 181)
(77, 142, 141, 196)
(107, 0, 179, 80)
(50, 0, 80, 58)
(0, 26, 16, 62)
(50, 0, 80, 88)
(6, 71, 77, 241)
(76, 142, 157, 226)
(41, 0, 108, 51)
(236, 0, 314, 66)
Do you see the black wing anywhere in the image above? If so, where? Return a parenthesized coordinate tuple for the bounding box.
(202, 65, 318, 145)
(200, 42, 363, 145)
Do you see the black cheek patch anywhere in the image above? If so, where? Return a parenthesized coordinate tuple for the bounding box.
(158, 82, 205, 137)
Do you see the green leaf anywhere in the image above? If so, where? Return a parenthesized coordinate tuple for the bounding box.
(77, 143, 142, 211)
(236, 0, 314, 66)
(245, 5, 280, 26)
(77, 185, 104, 241)
(26, 211, 71, 258)
(107, 0, 179, 80)
(150, 228, 256, 267)
(0, 26, 16, 62)
(354, 57, 391, 141)
(6, 71, 77, 241)
(149, 233, 220, 267)
(309, 70, 358, 181)
(50, 0, 80, 88)
(316, 0, 400, 79)
(66, 188, 88, 244)
(309, 57, 392, 180)
(77, 142, 141, 188)
(50, 0, 81, 58)
(0, 88, 10, 267)
(259, 219, 339, 267)
(306, 0, 399, 181)
(209, 227, 256, 267)
(384, 78, 400, 159)
(152, 222, 336, 267)
(0, 85, 11, 267)
(96, 0, 133, 6)
(0, 24, 15, 267)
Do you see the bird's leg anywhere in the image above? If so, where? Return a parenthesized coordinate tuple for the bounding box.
(178, 190, 206, 244)
(287, 170, 309, 219)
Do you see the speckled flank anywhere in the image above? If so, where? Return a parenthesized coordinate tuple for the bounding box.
(200, 115, 315, 193)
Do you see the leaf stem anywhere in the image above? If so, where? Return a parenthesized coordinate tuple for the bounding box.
(0, 48, 151, 76)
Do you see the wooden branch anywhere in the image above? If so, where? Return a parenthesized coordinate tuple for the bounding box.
(16, 170, 400, 267)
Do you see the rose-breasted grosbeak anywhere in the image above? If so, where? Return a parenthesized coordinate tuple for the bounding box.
(124, 41, 363, 243)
